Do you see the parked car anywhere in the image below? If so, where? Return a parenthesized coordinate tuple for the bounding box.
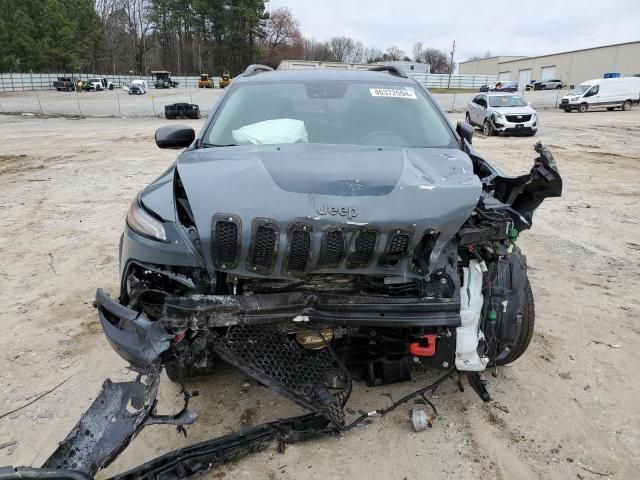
(53, 77, 77, 92)
(164, 102, 200, 119)
(533, 79, 564, 90)
(84, 77, 114, 91)
(466, 92, 538, 136)
(152, 70, 179, 88)
(560, 77, 640, 112)
(122, 79, 148, 95)
(493, 81, 518, 92)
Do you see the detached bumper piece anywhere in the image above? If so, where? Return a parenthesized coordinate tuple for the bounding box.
(211, 324, 351, 429)
(42, 369, 161, 477)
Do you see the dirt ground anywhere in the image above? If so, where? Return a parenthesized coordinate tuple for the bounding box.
(1, 107, 639, 480)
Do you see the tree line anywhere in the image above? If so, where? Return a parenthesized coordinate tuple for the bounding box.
(0, 1, 456, 75)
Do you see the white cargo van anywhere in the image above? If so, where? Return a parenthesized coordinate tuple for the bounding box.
(560, 77, 640, 112)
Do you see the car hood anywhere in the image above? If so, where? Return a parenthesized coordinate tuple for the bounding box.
(173, 143, 482, 279)
(491, 105, 536, 115)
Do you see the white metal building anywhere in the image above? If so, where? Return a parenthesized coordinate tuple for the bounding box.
(459, 41, 640, 87)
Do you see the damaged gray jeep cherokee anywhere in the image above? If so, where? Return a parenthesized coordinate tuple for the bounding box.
(2, 65, 562, 480)
(103, 64, 562, 419)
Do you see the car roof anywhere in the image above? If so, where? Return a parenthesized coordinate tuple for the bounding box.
(234, 68, 416, 85)
(485, 92, 520, 96)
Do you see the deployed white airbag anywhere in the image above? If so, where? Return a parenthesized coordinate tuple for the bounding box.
(232, 119, 308, 145)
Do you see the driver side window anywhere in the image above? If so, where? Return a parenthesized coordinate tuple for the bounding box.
(473, 96, 486, 108)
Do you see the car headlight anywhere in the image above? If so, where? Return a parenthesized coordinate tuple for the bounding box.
(494, 111, 504, 118)
(126, 198, 167, 241)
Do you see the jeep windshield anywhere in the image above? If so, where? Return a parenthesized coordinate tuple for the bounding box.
(204, 81, 456, 148)
(489, 95, 527, 107)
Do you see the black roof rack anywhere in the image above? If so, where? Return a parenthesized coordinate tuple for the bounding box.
(243, 64, 274, 77)
(369, 65, 408, 78)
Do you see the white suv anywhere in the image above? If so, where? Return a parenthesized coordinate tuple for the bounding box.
(466, 93, 538, 136)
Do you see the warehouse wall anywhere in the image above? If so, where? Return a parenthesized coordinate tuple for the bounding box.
(459, 56, 528, 75)
(496, 42, 640, 87)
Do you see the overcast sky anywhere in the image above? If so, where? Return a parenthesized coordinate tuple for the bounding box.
(267, 0, 640, 64)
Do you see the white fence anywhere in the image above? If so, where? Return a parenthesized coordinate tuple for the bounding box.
(412, 73, 497, 89)
(1, 71, 497, 92)
(0, 72, 220, 92)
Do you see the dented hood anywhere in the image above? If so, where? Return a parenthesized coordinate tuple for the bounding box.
(175, 143, 481, 278)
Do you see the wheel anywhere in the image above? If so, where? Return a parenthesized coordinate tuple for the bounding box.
(563, 109, 571, 113)
(622, 101, 632, 111)
(556, 85, 562, 89)
(578, 103, 588, 113)
(607, 107, 615, 111)
(496, 279, 535, 365)
(482, 119, 494, 136)
(465, 112, 473, 126)
(109, 84, 114, 90)
(528, 130, 537, 136)
(96, 85, 101, 91)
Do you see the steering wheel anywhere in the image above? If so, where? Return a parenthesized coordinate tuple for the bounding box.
(358, 130, 409, 146)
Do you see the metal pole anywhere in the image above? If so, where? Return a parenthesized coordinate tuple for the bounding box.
(555, 89, 561, 107)
(151, 95, 156, 116)
(75, 87, 82, 117)
(35, 91, 44, 115)
(117, 93, 121, 116)
(447, 40, 456, 89)
(451, 93, 456, 112)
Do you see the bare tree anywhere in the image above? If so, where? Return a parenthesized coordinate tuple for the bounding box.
(261, 7, 303, 66)
(303, 38, 332, 61)
(328, 36, 363, 63)
(384, 45, 405, 61)
(119, 0, 154, 74)
(415, 47, 454, 73)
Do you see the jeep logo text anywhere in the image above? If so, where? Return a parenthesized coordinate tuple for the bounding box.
(316, 204, 358, 220)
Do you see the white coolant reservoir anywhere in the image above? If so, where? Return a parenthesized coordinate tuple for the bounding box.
(456, 260, 489, 371)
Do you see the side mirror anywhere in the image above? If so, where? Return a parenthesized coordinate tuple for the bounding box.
(456, 121, 473, 145)
(155, 125, 195, 149)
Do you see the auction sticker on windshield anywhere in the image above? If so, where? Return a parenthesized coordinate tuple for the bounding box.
(369, 87, 417, 99)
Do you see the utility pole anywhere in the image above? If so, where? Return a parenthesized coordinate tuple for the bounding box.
(447, 40, 456, 89)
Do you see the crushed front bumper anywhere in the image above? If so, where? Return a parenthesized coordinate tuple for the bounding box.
(492, 118, 537, 135)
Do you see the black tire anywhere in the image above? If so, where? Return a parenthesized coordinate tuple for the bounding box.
(563, 108, 571, 113)
(529, 130, 537, 136)
(556, 85, 562, 89)
(482, 119, 494, 136)
(607, 107, 615, 111)
(578, 103, 588, 113)
(497, 280, 535, 365)
(109, 84, 114, 90)
(622, 101, 632, 111)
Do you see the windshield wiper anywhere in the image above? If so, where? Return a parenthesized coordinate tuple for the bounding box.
(200, 142, 238, 148)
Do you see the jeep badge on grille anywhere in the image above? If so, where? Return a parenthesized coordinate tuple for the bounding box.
(316, 204, 358, 220)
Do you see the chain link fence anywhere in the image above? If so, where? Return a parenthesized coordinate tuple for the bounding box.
(0, 72, 221, 92)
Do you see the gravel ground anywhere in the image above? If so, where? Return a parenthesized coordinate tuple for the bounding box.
(0, 105, 639, 479)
